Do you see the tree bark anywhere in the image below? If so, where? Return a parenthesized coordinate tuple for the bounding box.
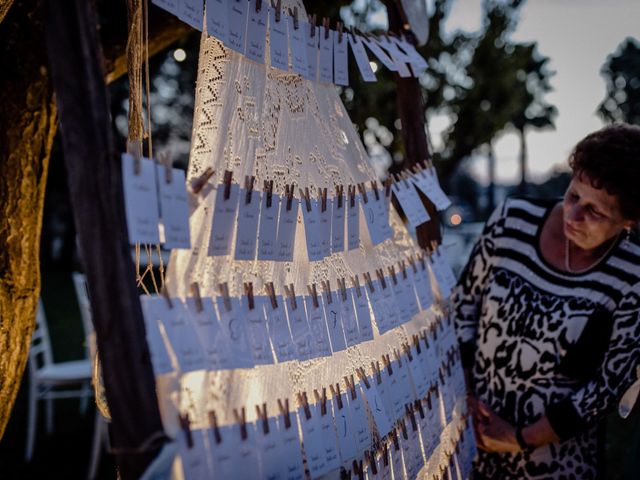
(45, 0, 166, 478)
(0, 0, 57, 440)
(383, 0, 441, 248)
(487, 141, 496, 214)
(518, 126, 528, 194)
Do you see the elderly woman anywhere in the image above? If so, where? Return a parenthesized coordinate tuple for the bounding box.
(453, 124, 640, 478)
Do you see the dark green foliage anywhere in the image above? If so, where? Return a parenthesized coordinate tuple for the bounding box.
(598, 37, 640, 126)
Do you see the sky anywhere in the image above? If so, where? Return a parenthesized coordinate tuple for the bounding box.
(438, 0, 640, 185)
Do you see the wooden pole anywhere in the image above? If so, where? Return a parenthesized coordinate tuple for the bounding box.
(45, 0, 166, 477)
(383, 0, 441, 247)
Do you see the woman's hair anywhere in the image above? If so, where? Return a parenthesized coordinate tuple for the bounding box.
(569, 123, 640, 221)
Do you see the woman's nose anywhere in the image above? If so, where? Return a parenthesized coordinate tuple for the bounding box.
(567, 204, 585, 222)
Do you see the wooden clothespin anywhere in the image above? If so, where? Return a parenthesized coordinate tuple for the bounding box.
(392, 347, 403, 368)
(265, 282, 278, 309)
(351, 275, 362, 298)
(402, 341, 413, 362)
(232, 407, 248, 441)
(363, 271, 374, 293)
(218, 282, 231, 312)
(371, 360, 382, 385)
(348, 184, 356, 208)
(384, 177, 393, 198)
(288, 6, 299, 30)
(381, 353, 393, 375)
(353, 459, 364, 480)
(244, 282, 255, 310)
(178, 412, 193, 448)
(357, 182, 368, 204)
(335, 185, 344, 209)
(208, 410, 222, 444)
(330, 383, 344, 409)
(387, 265, 398, 286)
(414, 398, 425, 419)
(398, 418, 408, 440)
(337, 278, 347, 302)
(190, 167, 215, 195)
(278, 398, 292, 429)
(284, 283, 297, 310)
(321, 280, 332, 305)
(308, 14, 317, 37)
(417, 252, 427, 271)
(407, 255, 418, 274)
(223, 170, 233, 200)
(264, 179, 274, 208)
(439, 365, 445, 384)
(390, 428, 400, 451)
(299, 187, 312, 212)
(375, 268, 387, 289)
(314, 387, 327, 415)
(244, 175, 255, 204)
(319, 187, 328, 212)
(307, 283, 320, 308)
(158, 151, 173, 184)
(399, 260, 408, 280)
(405, 403, 418, 432)
(370, 180, 380, 201)
(425, 390, 433, 410)
(255, 0, 262, 12)
(322, 17, 330, 38)
(285, 184, 295, 211)
(255, 402, 270, 435)
(336, 21, 344, 43)
(420, 329, 429, 349)
(381, 443, 389, 466)
(161, 284, 173, 309)
(412, 333, 422, 355)
(365, 450, 378, 475)
(190, 282, 203, 313)
(297, 391, 312, 420)
(344, 375, 357, 401)
(271, 0, 281, 22)
(356, 366, 371, 389)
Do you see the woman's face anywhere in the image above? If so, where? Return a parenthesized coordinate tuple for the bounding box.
(563, 174, 633, 250)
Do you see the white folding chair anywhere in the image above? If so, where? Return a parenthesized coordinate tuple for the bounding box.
(25, 301, 93, 461)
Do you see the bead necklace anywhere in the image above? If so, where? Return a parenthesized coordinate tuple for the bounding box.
(564, 233, 620, 274)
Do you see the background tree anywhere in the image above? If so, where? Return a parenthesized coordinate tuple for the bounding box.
(598, 36, 640, 126)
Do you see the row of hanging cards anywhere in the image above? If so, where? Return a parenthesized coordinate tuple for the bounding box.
(175, 341, 471, 480)
(152, 0, 429, 86)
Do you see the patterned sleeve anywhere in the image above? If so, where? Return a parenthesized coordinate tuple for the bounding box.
(451, 201, 508, 368)
(547, 284, 640, 440)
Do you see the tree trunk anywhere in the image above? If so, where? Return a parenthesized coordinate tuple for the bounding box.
(518, 126, 528, 194)
(0, 0, 57, 440)
(45, 0, 166, 477)
(383, 0, 441, 248)
(487, 142, 496, 214)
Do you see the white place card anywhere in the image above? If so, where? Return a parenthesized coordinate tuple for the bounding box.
(301, 199, 323, 261)
(121, 154, 161, 245)
(333, 30, 349, 86)
(339, 288, 359, 347)
(423, 333, 440, 387)
(400, 271, 420, 319)
(392, 181, 430, 228)
(389, 434, 406, 478)
(395, 357, 417, 405)
(367, 282, 391, 335)
(413, 261, 434, 310)
(179, 0, 203, 30)
(159, 299, 207, 372)
(359, 380, 393, 437)
(186, 296, 234, 371)
(376, 36, 411, 78)
(208, 183, 239, 256)
(362, 192, 392, 246)
(257, 193, 280, 261)
(412, 401, 432, 459)
(348, 388, 372, 453)
(304, 23, 319, 81)
(316, 404, 341, 472)
(399, 419, 424, 478)
(346, 194, 360, 251)
(423, 393, 441, 460)
(241, 295, 274, 365)
(178, 427, 212, 479)
(304, 295, 332, 357)
(318, 26, 333, 84)
(153, 0, 179, 17)
(389, 277, 411, 325)
(289, 17, 308, 77)
(298, 405, 330, 478)
(362, 36, 397, 71)
(226, 0, 248, 53)
(348, 34, 376, 82)
(216, 296, 254, 369)
(318, 198, 332, 258)
(375, 449, 393, 480)
(205, 0, 230, 44)
(265, 296, 297, 363)
(378, 279, 401, 329)
(285, 295, 313, 360)
(353, 288, 374, 342)
(430, 248, 457, 298)
(332, 392, 357, 462)
(234, 189, 261, 260)
(411, 168, 451, 210)
(157, 166, 191, 249)
(394, 36, 428, 72)
(275, 197, 298, 261)
(279, 411, 306, 480)
(139, 296, 175, 375)
(406, 346, 429, 400)
(255, 417, 284, 480)
(323, 295, 347, 353)
(269, 9, 289, 71)
(245, 0, 268, 63)
(380, 366, 407, 421)
(331, 196, 345, 253)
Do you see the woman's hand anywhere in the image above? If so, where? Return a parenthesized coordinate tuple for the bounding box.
(469, 397, 521, 453)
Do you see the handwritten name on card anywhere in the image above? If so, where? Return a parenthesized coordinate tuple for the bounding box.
(318, 26, 333, 84)
(269, 9, 288, 71)
(288, 17, 308, 77)
(205, 0, 230, 44)
(121, 154, 161, 245)
(157, 166, 191, 249)
(226, 0, 249, 54)
(333, 30, 349, 86)
(245, 0, 268, 63)
(257, 194, 280, 261)
(234, 189, 261, 260)
(208, 183, 239, 256)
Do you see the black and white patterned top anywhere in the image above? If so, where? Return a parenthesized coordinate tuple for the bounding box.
(452, 197, 640, 479)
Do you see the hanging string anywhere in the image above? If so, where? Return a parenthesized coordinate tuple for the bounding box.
(143, 0, 154, 162)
